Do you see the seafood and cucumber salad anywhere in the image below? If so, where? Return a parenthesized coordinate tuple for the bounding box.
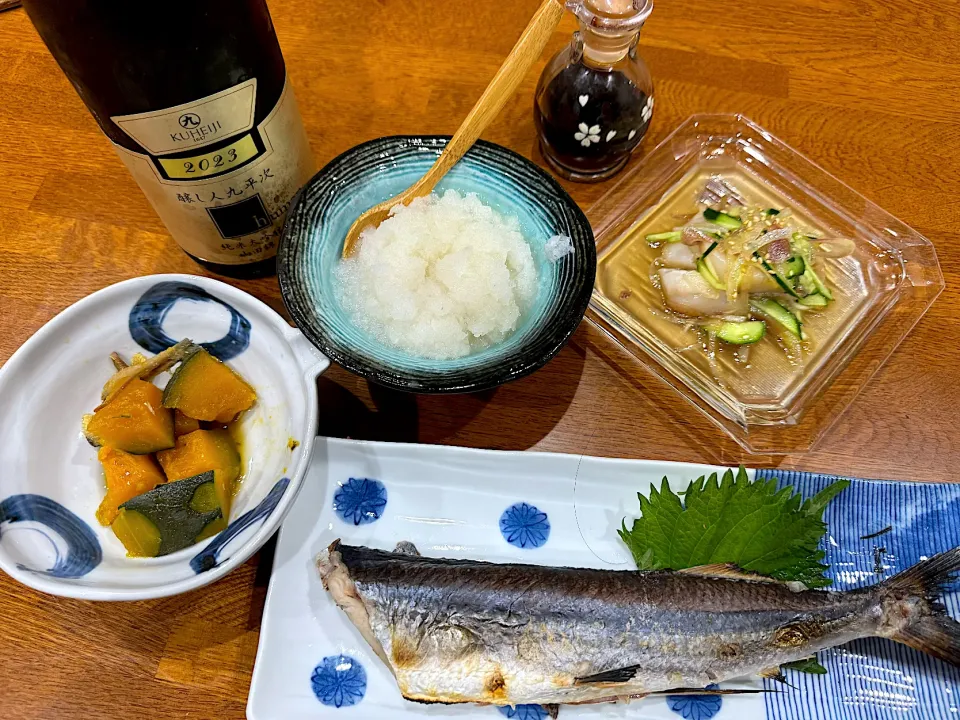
(646, 177, 855, 359)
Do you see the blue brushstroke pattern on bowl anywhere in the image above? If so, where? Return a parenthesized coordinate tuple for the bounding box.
(279, 136, 596, 393)
(0, 274, 327, 600)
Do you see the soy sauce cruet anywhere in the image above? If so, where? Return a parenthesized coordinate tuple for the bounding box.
(534, 0, 654, 182)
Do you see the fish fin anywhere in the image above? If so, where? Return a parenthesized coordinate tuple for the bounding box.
(566, 694, 646, 706)
(895, 617, 960, 668)
(884, 547, 960, 667)
(652, 688, 772, 696)
(544, 704, 559, 719)
(759, 666, 789, 685)
(574, 665, 641, 685)
(393, 541, 421, 556)
(568, 691, 772, 706)
(883, 547, 960, 604)
(677, 564, 807, 590)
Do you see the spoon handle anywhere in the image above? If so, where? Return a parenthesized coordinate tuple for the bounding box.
(409, 0, 565, 197)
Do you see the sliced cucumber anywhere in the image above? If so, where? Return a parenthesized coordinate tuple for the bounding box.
(799, 293, 829, 308)
(705, 320, 766, 345)
(696, 257, 725, 290)
(702, 208, 742, 229)
(750, 298, 802, 338)
(790, 232, 812, 253)
(797, 271, 817, 295)
(766, 208, 781, 216)
(701, 241, 719, 258)
(781, 256, 805, 279)
(755, 252, 800, 298)
(646, 231, 682, 244)
(801, 267, 833, 301)
(788, 232, 834, 301)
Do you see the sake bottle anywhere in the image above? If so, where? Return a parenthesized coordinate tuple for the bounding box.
(23, 0, 316, 278)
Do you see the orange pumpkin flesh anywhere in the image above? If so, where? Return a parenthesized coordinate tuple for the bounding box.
(95, 447, 167, 526)
(162, 348, 256, 423)
(174, 410, 200, 436)
(156, 429, 242, 518)
(85, 379, 175, 454)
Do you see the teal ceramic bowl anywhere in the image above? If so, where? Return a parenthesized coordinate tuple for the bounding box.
(278, 136, 596, 393)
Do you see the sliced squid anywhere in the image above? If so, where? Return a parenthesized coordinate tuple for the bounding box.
(658, 269, 749, 317)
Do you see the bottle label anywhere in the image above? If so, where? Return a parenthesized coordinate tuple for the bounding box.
(110, 77, 315, 266)
(112, 79, 258, 156)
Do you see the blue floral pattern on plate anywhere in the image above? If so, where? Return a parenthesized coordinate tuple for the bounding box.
(334, 478, 387, 526)
(311, 654, 367, 708)
(500, 502, 550, 549)
(497, 704, 551, 720)
(128, 281, 251, 361)
(667, 685, 723, 720)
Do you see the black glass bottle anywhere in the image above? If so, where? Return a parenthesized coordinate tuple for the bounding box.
(22, 0, 316, 278)
(535, 0, 654, 182)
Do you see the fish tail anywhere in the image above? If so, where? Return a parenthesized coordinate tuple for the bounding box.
(882, 547, 960, 667)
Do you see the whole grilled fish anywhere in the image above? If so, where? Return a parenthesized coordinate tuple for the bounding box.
(318, 540, 960, 707)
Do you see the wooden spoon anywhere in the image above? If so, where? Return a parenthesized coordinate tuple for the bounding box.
(341, 0, 566, 258)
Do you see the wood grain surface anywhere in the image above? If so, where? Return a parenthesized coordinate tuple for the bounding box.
(0, 0, 958, 717)
(342, 0, 564, 256)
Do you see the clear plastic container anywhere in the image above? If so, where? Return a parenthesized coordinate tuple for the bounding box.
(585, 114, 944, 454)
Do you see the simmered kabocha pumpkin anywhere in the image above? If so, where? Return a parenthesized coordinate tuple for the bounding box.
(84, 341, 254, 556)
(113, 470, 225, 557)
(162, 347, 256, 423)
(95, 446, 167, 525)
(173, 410, 200, 437)
(156, 429, 242, 518)
(83, 379, 175, 454)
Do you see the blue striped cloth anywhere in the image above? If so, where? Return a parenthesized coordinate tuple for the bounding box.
(755, 470, 960, 720)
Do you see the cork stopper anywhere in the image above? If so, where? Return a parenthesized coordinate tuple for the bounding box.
(570, 0, 653, 30)
(589, 0, 635, 15)
(570, 0, 653, 65)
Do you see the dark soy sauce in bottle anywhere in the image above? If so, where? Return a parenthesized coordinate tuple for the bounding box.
(535, 0, 654, 183)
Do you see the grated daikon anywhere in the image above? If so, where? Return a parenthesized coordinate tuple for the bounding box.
(544, 234, 574, 262)
(335, 190, 538, 360)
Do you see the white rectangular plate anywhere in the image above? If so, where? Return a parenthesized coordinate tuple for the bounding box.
(248, 438, 960, 720)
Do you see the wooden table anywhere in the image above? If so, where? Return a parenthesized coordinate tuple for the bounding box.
(1, 0, 957, 717)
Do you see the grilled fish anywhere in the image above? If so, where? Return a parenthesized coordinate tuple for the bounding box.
(318, 540, 960, 707)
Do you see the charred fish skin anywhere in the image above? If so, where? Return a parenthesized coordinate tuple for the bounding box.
(318, 541, 960, 707)
(321, 542, 872, 703)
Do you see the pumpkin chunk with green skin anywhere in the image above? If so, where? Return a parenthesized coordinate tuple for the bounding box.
(95, 447, 167, 526)
(113, 470, 223, 557)
(84, 379, 175, 454)
(162, 348, 256, 423)
(174, 410, 200, 436)
(112, 508, 162, 558)
(156, 429, 242, 518)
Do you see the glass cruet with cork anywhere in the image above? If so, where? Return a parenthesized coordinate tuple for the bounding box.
(534, 0, 654, 182)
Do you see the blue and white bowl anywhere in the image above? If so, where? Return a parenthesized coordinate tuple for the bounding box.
(0, 274, 329, 600)
(279, 136, 597, 393)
